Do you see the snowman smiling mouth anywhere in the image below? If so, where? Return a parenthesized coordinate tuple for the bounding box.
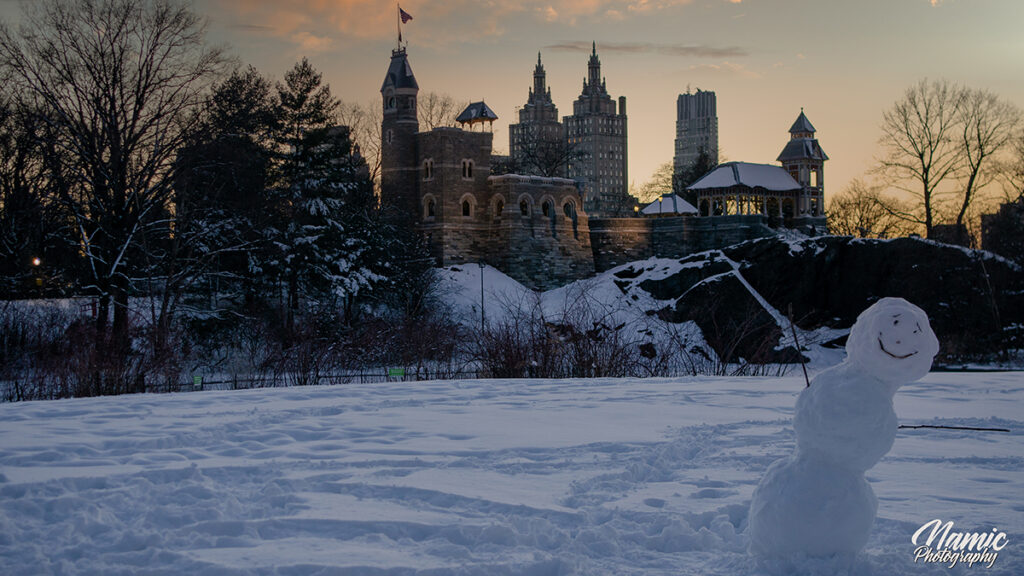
(878, 337, 917, 359)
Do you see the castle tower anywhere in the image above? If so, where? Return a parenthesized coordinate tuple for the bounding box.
(380, 47, 420, 220)
(777, 109, 828, 218)
(564, 42, 631, 217)
(509, 52, 563, 176)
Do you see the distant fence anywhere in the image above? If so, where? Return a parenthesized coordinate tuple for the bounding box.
(178, 370, 485, 393)
(0, 369, 486, 402)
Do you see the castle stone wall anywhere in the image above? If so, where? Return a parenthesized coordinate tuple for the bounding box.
(589, 218, 654, 272)
(590, 215, 779, 272)
(485, 175, 594, 291)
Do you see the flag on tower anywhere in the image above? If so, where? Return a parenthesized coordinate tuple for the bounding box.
(399, 7, 413, 23)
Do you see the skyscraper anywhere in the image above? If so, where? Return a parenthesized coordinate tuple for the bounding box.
(673, 89, 718, 178)
(564, 42, 632, 217)
(508, 53, 565, 177)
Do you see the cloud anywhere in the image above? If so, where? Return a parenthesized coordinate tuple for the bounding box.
(227, 23, 276, 32)
(291, 31, 333, 52)
(688, 61, 761, 78)
(210, 0, 743, 49)
(546, 41, 748, 59)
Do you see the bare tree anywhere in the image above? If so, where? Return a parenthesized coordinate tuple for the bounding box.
(418, 92, 466, 131)
(635, 162, 674, 203)
(0, 97, 55, 295)
(503, 123, 586, 178)
(827, 178, 916, 238)
(1003, 130, 1024, 200)
(0, 0, 224, 362)
(876, 79, 966, 237)
(338, 100, 382, 188)
(953, 89, 1020, 242)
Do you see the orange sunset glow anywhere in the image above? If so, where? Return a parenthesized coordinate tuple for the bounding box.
(149, 0, 1024, 203)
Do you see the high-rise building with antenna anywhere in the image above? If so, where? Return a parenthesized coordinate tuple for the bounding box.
(673, 89, 718, 178)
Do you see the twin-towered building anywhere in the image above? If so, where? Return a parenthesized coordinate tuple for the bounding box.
(379, 44, 828, 290)
(509, 44, 632, 218)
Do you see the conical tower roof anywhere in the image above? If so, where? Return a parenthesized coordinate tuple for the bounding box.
(789, 109, 815, 134)
(381, 48, 418, 92)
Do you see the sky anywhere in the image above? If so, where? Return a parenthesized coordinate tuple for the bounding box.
(4, 0, 1024, 196)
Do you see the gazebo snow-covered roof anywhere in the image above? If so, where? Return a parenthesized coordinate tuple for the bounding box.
(688, 162, 801, 193)
(456, 101, 498, 129)
(640, 194, 698, 216)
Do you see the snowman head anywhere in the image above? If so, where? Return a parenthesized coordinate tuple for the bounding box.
(845, 297, 940, 384)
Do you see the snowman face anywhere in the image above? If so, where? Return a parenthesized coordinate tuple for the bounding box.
(877, 313, 927, 361)
(846, 298, 940, 384)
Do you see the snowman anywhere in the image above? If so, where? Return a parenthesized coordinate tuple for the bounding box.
(748, 297, 940, 560)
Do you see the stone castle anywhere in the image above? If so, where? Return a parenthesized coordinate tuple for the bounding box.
(380, 46, 828, 290)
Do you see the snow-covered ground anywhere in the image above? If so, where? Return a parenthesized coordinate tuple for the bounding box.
(1, 373, 1021, 574)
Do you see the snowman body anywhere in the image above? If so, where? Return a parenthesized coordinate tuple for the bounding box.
(749, 298, 939, 559)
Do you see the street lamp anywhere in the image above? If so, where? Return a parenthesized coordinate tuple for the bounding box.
(477, 262, 486, 333)
(31, 257, 42, 292)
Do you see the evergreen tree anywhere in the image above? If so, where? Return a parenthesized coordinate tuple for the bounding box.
(174, 67, 279, 308)
(269, 59, 380, 327)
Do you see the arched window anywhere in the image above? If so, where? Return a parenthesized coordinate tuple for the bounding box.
(462, 159, 474, 180)
(520, 199, 529, 216)
(495, 199, 504, 217)
(563, 202, 575, 218)
(542, 201, 553, 217)
(385, 129, 393, 144)
(459, 194, 476, 218)
(423, 195, 437, 220)
(423, 159, 434, 181)
(782, 198, 795, 219)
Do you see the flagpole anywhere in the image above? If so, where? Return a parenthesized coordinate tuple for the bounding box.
(396, 4, 400, 51)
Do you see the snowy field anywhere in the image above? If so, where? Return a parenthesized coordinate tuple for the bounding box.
(0, 373, 1021, 575)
